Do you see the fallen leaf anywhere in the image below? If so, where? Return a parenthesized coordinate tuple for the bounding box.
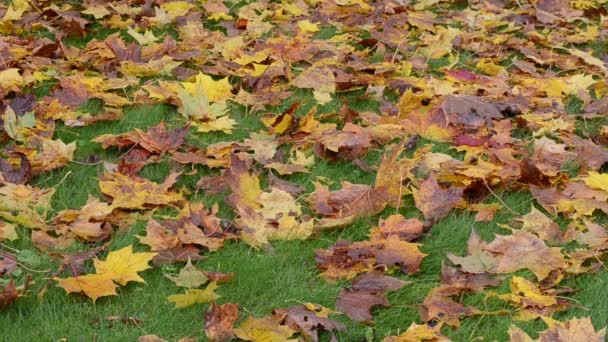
(412, 174, 464, 223)
(234, 316, 297, 341)
(168, 282, 220, 309)
(99, 172, 183, 209)
(205, 303, 239, 342)
(93, 245, 156, 286)
(166, 258, 209, 288)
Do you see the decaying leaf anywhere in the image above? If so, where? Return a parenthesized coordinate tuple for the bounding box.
(205, 303, 239, 342)
(336, 271, 407, 323)
(412, 174, 464, 223)
(276, 304, 345, 341)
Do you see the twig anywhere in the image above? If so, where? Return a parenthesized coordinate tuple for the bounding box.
(481, 177, 520, 215)
(0, 242, 19, 253)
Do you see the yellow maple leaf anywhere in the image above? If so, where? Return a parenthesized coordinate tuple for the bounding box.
(94, 245, 157, 285)
(0, 183, 54, 228)
(192, 115, 236, 134)
(182, 73, 232, 103)
(234, 316, 297, 341)
(81, 5, 111, 19)
(99, 172, 183, 209)
(160, 1, 196, 18)
(0, 68, 23, 89)
(583, 171, 608, 193)
(55, 273, 118, 302)
(297, 19, 320, 33)
(167, 282, 220, 309)
(126, 27, 159, 45)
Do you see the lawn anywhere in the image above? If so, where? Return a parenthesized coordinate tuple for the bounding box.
(1, 0, 608, 341)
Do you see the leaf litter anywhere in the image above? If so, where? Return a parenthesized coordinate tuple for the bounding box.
(0, 0, 607, 340)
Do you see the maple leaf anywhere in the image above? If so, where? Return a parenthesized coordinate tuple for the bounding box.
(373, 143, 416, 207)
(178, 73, 235, 134)
(276, 304, 345, 341)
(383, 322, 451, 342)
(0, 183, 54, 228)
(447, 231, 497, 274)
(495, 276, 561, 321)
(509, 317, 606, 342)
(53, 196, 114, 242)
(308, 181, 387, 221)
(369, 214, 425, 242)
(92, 122, 188, 155)
(412, 174, 464, 223)
(93, 245, 156, 286)
(62, 252, 150, 304)
(316, 237, 426, 281)
(0, 222, 17, 242)
(167, 282, 220, 309)
(314, 123, 371, 161)
(224, 156, 262, 211)
(0, 152, 31, 184)
(234, 316, 297, 342)
(236, 187, 313, 248)
(99, 172, 183, 209)
(166, 258, 209, 288)
(55, 274, 118, 302)
(515, 206, 564, 243)
(420, 285, 480, 328)
(485, 230, 566, 280)
(205, 303, 239, 342)
(336, 271, 407, 323)
(137, 219, 180, 252)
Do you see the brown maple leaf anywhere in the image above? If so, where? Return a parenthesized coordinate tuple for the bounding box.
(205, 303, 239, 342)
(412, 174, 464, 224)
(276, 304, 345, 342)
(336, 271, 408, 324)
(484, 230, 566, 280)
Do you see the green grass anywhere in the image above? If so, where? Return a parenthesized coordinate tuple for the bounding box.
(1, 98, 607, 342)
